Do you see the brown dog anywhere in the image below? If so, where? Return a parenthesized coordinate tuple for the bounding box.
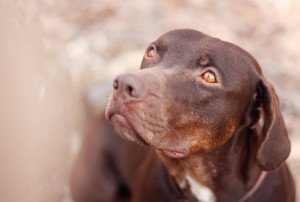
(71, 29, 295, 202)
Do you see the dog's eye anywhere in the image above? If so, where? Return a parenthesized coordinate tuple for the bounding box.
(202, 71, 216, 83)
(146, 47, 155, 58)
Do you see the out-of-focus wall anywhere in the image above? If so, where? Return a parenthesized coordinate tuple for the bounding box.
(0, 1, 82, 201)
(0, 0, 299, 201)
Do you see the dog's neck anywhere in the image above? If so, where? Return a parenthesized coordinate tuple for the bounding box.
(157, 126, 263, 202)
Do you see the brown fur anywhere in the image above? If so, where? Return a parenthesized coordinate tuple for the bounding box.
(71, 29, 295, 202)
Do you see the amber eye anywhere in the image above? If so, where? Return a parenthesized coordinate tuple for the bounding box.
(147, 47, 155, 58)
(202, 71, 216, 83)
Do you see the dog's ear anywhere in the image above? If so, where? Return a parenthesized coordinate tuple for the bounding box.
(250, 79, 291, 171)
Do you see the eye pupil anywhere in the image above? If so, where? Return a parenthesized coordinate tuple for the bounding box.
(203, 71, 216, 83)
(147, 48, 155, 58)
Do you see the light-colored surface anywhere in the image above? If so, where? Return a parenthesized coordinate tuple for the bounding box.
(0, 0, 299, 201)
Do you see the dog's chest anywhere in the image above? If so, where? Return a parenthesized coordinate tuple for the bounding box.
(186, 175, 216, 202)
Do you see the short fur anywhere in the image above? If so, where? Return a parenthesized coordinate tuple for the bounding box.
(70, 29, 295, 202)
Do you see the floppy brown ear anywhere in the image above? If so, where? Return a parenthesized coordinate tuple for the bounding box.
(251, 79, 291, 171)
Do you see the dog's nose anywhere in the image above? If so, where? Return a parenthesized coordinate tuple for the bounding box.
(113, 74, 148, 102)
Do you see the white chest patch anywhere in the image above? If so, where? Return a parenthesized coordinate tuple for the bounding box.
(186, 175, 216, 202)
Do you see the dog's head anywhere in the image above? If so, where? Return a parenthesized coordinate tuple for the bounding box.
(105, 29, 290, 171)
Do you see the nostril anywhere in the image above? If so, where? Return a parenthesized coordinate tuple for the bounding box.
(126, 85, 135, 97)
(113, 79, 119, 90)
(114, 74, 147, 101)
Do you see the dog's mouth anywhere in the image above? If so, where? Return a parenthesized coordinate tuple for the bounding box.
(161, 149, 188, 158)
(107, 111, 189, 159)
(109, 113, 149, 146)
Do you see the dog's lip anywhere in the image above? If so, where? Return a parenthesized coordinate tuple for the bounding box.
(110, 114, 132, 128)
(161, 149, 188, 159)
(109, 113, 149, 146)
(108, 113, 187, 158)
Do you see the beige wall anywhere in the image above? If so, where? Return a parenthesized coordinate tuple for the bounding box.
(0, 1, 81, 201)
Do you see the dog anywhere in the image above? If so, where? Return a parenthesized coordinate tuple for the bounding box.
(70, 29, 295, 202)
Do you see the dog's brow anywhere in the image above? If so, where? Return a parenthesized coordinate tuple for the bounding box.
(155, 40, 167, 49)
(198, 53, 211, 67)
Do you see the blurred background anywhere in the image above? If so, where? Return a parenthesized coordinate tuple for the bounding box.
(0, 0, 299, 201)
